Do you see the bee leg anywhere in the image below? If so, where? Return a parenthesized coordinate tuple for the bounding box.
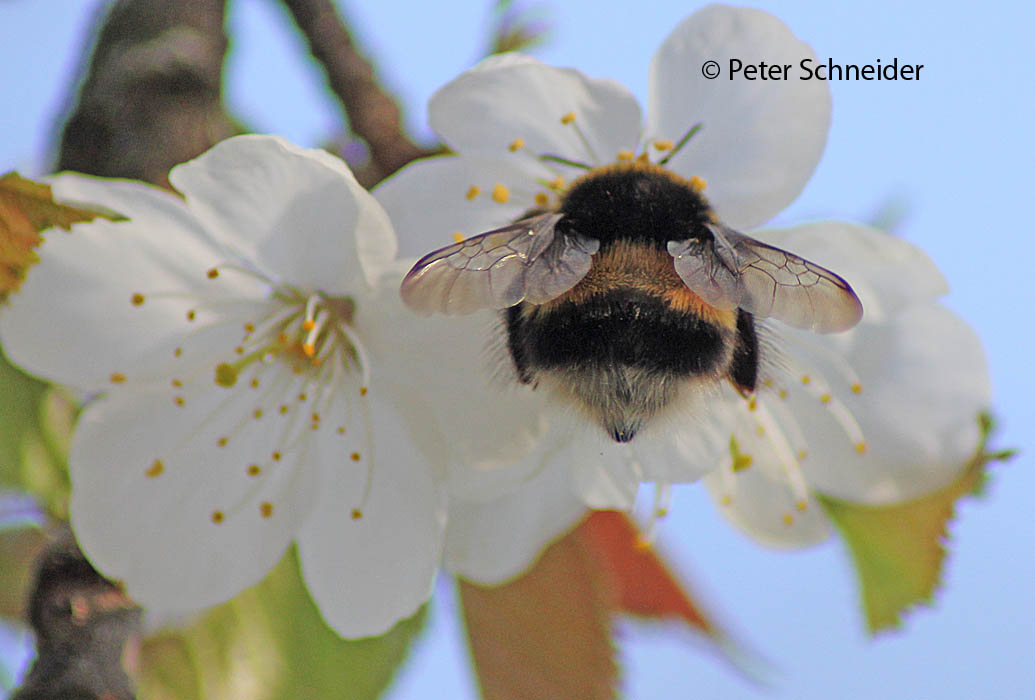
(504, 306, 535, 384)
(728, 310, 759, 396)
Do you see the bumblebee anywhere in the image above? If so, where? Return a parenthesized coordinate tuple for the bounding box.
(401, 162, 863, 443)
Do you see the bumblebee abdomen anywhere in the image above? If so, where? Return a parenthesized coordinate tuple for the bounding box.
(518, 291, 731, 377)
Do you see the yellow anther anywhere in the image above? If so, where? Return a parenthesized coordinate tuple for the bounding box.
(218, 437, 228, 447)
(359, 386, 368, 397)
(302, 343, 316, 357)
(491, 184, 510, 204)
(798, 449, 808, 460)
(302, 319, 316, 331)
(452, 232, 465, 243)
(636, 152, 650, 163)
(351, 508, 363, 520)
(174, 396, 185, 407)
(311, 412, 321, 422)
(337, 426, 346, 435)
(277, 332, 289, 344)
(508, 138, 525, 152)
(755, 425, 765, 437)
(560, 112, 576, 124)
(855, 442, 868, 454)
(186, 310, 196, 322)
(260, 502, 274, 518)
(145, 459, 164, 478)
(130, 293, 145, 306)
(174, 347, 183, 357)
(272, 451, 282, 461)
(171, 379, 182, 388)
(247, 464, 261, 477)
(851, 383, 863, 395)
(820, 394, 832, 405)
(465, 185, 481, 200)
(653, 140, 674, 151)
(778, 389, 789, 399)
(796, 500, 808, 512)
(634, 538, 651, 551)
(350, 452, 361, 462)
(279, 404, 289, 415)
(298, 392, 307, 401)
(720, 495, 732, 506)
(244, 323, 255, 333)
(782, 514, 794, 526)
(253, 408, 263, 420)
(801, 375, 811, 385)
(729, 435, 752, 471)
(747, 396, 757, 411)
(206, 268, 219, 279)
(214, 363, 238, 388)
(249, 378, 260, 389)
(689, 176, 707, 193)
(616, 149, 635, 161)
(110, 372, 126, 384)
(211, 510, 225, 524)
(234, 345, 244, 355)
(534, 192, 550, 207)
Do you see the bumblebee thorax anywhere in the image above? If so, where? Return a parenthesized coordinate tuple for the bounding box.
(558, 162, 713, 249)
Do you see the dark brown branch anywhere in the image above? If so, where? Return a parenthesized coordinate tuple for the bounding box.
(12, 531, 141, 700)
(56, 0, 237, 187)
(281, 0, 433, 185)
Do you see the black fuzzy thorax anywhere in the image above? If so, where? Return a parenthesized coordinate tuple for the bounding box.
(557, 165, 713, 250)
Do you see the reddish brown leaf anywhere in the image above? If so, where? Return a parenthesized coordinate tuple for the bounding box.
(459, 529, 618, 700)
(576, 510, 714, 634)
(0, 172, 124, 302)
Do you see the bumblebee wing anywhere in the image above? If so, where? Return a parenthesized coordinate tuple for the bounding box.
(668, 224, 863, 333)
(401, 213, 598, 315)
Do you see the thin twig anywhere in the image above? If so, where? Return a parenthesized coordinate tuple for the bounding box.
(281, 0, 434, 185)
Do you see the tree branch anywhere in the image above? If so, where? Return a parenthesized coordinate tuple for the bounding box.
(281, 0, 433, 185)
(56, 0, 237, 187)
(12, 531, 141, 700)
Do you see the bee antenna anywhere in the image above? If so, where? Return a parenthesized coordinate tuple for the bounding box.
(540, 154, 593, 170)
(658, 123, 703, 166)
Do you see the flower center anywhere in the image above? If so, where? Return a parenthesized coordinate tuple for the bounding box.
(212, 290, 367, 392)
(121, 260, 378, 527)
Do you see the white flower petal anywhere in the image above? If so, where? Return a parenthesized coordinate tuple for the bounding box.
(296, 391, 445, 638)
(357, 265, 551, 501)
(445, 461, 586, 585)
(0, 176, 261, 391)
(566, 424, 641, 509)
(704, 459, 831, 549)
(169, 135, 397, 291)
(430, 54, 642, 166)
(374, 154, 543, 259)
(784, 303, 990, 504)
(69, 373, 320, 612)
(648, 6, 831, 229)
(759, 222, 949, 322)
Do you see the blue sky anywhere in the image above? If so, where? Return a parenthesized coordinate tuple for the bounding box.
(2, 0, 1033, 698)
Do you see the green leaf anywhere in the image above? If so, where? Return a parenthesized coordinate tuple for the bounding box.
(818, 413, 1015, 634)
(0, 524, 48, 621)
(0, 352, 73, 517)
(139, 547, 427, 700)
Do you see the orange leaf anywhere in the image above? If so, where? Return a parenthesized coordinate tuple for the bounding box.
(459, 528, 618, 700)
(0, 171, 124, 302)
(575, 510, 714, 635)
